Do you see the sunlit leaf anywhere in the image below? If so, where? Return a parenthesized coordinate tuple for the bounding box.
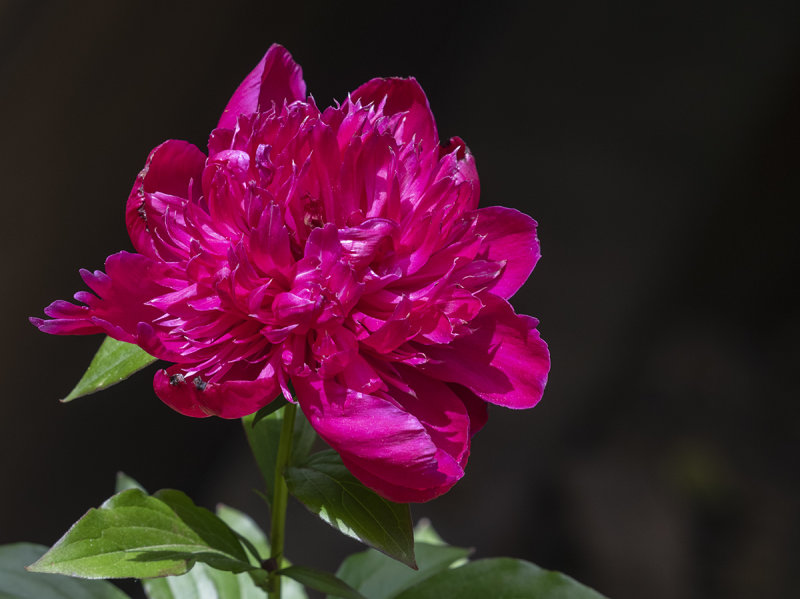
(284, 450, 415, 568)
(28, 489, 255, 579)
(142, 562, 264, 599)
(115, 471, 146, 493)
(63, 336, 156, 402)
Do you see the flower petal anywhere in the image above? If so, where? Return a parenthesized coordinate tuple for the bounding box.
(153, 364, 280, 418)
(34, 252, 181, 349)
(419, 296, 549, 409)
(390, 365, 472, 465)
(473, 206, 541, 299)
(448, 383, 489, 435)
(218, 44, 307, 129)
(126, 140, 206, 259)
(439, 136, 479, 189)
(350, 77, 438, 151)
(294, 374, 466, 502)
(30, 303, 102, 336)
(339, 455, 458, 504)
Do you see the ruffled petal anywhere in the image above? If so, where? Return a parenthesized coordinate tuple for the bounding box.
(33, 252, 180, 348)
(439, 136, 479, 189)
(473, 206, 541, 299)
(350, 77, 438, 151)
(294, 374, 466, 502)
(419, 296, 549, 409)
(126, 140, 206, 259)
(218, 44, 307, 129)
(154, 364, 280, 418)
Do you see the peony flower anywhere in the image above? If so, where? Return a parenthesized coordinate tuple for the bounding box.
(32, 45, 550, 502)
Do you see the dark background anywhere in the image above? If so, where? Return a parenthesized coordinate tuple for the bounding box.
(1, 1, 798, 598)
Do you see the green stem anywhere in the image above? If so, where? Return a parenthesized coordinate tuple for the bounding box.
(268, 402, 297, 599)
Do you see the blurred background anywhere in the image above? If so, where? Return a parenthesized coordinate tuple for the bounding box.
(1, 1, 798, 597)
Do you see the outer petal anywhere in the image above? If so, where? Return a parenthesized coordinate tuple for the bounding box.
(30, 302, 103, 336)
(350, 77, 438, 151)
(448, 383, 489, 435)
(154, 364, 280, 418)
(339, 456, 456, 504)
(473, 206, 541, 299)
(218, 44, 307, 129)
(126, 140, 206, 259)
(294, 374, 466, 502)
(390, 365, 472, 467)
(419, 295, 549, 409)
(32, 252, 180, 347)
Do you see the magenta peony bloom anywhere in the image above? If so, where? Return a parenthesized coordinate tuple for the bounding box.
(32, 45, 549, 502)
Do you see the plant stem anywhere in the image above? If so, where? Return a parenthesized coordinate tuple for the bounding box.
(268, 402, 297, 599)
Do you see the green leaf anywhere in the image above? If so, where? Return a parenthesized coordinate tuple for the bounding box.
(142, 490, 256, 572)
(0, 542, 130, 598)
(143, 564, 309, 599)
(214, 505, 310, 599)
(393, 558, 607, 599)
(278, 565, 366, 599)
(142, 539, 312, 599)
(28, 488, 255, 579)
(243, 405, 317, 502)
(250, 396, 288, 426)
(284, 450, 415, 568)
(115, 471, 146, 493)
(281, 577, 311, 599)
(332, 542, 471, 599)
(289, 409, 317, 466)
(63, 336, 156, 402)
(192, 505, 305, 599)
(412, 520, 446, 546)
(142, 562, 266, 599)
(216, 504, 269, 564)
